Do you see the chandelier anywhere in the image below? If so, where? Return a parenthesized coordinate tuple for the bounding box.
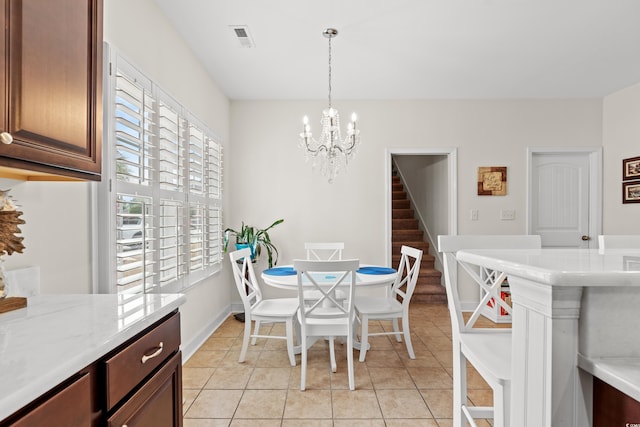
(299, 28, 360, 183)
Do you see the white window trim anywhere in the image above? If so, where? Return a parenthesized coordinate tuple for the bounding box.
(93, 43, 223, 294)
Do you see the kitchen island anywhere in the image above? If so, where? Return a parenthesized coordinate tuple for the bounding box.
(0, 293, 185, 425)
(456, 248, 640, 427)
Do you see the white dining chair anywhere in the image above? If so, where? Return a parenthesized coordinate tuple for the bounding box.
(355, 245, 423, 362)
(230, 248, 299, 366)
(598, 234, 640, 251)
(304, 242, 346, 302)
(437, 234, 541, 427)
(304, 242, 345, 261)
(293, 258, 359, 391)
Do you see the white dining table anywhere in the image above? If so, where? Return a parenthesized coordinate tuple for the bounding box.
(455, 248, 640, 427)
(261, 264, 398, 352)
(261, 264, 397, 289)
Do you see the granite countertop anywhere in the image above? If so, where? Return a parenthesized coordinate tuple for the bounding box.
(0, 293, 186, 421)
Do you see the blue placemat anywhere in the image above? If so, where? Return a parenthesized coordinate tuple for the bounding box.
(263, 267, 297, 276)
(357, 266, 397, 275)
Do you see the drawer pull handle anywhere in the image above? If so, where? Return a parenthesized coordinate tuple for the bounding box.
(141, 342, 164, 364)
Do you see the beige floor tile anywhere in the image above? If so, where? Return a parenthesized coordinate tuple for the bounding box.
(290, 366, 332, 390)
(183, 367, 215, 389)
(376, 389, 433, 418)
(431, 350, 454, 368)
(183, 389, 201, 414)
(282, 420, 334, 427)
(420, 388, 453, 418)
(205, 365, 253, 389)
(184, 419, 231, 427)
(331, 389, 383, 419)
(199, 336, 237, 351)
(182, 305, 466, 425)
(467, 388, 493, 406)
(247, 367, 292, 389)
(361, 349, 402, 367)
(333, 420, 386, 427)
(185, 350, 228, 368)
(399, 350, 443, 368)
(219, 349, 261, 367)
(421, 335, 455, 352)
(256, 349, 296, 368)
(283, 389, 332, 419)
(369, 367, 416, 389)
(330, 360, 373, 390)
(408, 366, 453, 389)
(185, 389, 243, 418)
(385, 419, 439, 427)
(229, 420, 281, 427)
(234, 389, 287, 419)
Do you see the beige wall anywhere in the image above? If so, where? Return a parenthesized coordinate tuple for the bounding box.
(229, 99, 603, 303)
(603, 82, 640, 234)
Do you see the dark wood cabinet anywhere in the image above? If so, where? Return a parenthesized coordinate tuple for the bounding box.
(107, 352, 183, 427)
(2, 365, 101, 427)
(0, 0, 102, 181)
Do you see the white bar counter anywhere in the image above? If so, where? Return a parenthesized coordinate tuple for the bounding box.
(0, 293, 186, 421)
(456, 248, 640, 427)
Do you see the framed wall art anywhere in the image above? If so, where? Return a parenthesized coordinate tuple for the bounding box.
(477, 166, 507, 196)
(622, 180, 640, 204)
(622, 156, 640, 181)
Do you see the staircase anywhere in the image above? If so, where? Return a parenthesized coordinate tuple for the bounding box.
(392, 174, 447, 304)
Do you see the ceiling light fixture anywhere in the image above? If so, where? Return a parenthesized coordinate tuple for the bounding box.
(299, 28, 360, 183)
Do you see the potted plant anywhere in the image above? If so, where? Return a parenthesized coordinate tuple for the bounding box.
(223, 219, 284, 268)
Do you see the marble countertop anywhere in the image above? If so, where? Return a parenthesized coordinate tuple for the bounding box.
(456, 248, 640, 286)
(0, 293, 186, 421)
(578, 354, 640, 402)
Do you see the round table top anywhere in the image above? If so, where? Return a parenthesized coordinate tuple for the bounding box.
(261, 264, 397, 290)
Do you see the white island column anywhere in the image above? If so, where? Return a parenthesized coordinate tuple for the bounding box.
(508, 276, 587, 427)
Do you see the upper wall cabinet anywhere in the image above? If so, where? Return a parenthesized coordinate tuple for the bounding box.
(0, 0, 103, 181)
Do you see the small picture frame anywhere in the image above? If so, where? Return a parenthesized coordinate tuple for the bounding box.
(478, 166, 507, 196)
(622, 180, 640, 204)
(622, 156, 640, 181)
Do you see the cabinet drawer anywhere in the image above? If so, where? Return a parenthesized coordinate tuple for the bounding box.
(104, 312, 180, 410)
(107, 351, 182, 427)
(7, 372, 92, 427)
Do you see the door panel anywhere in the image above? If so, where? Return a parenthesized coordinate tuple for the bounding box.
(531, 152, 591, 248)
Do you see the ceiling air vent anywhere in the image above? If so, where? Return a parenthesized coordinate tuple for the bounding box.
(230, 25, 255, 48)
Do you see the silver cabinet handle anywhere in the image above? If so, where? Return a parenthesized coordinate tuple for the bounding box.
(0, 132, 13, 145)
(141, 342, 163, 364)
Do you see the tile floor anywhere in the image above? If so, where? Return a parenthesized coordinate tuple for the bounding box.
(182, 304, 502, 426)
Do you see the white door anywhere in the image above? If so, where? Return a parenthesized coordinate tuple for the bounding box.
(529, 151, 597, 248)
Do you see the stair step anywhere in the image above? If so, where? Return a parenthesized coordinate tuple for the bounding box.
(392, 229, 424, 240)
(392, 253, 434, 268)
(392, 191, 407, 200)
(392, 209, 414, 219)
(392, 183, 403, 191)
(412, 293, 448, 304)
(392, 200, 410, 209)
(392, 218, 419, 229)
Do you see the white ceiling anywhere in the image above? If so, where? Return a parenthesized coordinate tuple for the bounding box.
(153, 0, 640, 100)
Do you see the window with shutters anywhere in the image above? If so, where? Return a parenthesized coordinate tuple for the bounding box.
(98, 49, 223, 294)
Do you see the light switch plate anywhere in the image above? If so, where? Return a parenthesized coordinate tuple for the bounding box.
(500, 209, 515, 220)
(470, 209, 479, 221)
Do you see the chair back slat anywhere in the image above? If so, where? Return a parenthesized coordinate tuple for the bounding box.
(293, 259, 359, 321)
(391, 245, 423, 307)
(305, 242, 345, 261)
(437, 235, 541, 334)
(230, 248, 262, 311)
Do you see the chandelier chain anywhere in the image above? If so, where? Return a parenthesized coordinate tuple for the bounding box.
(328, 36, 332, 109)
